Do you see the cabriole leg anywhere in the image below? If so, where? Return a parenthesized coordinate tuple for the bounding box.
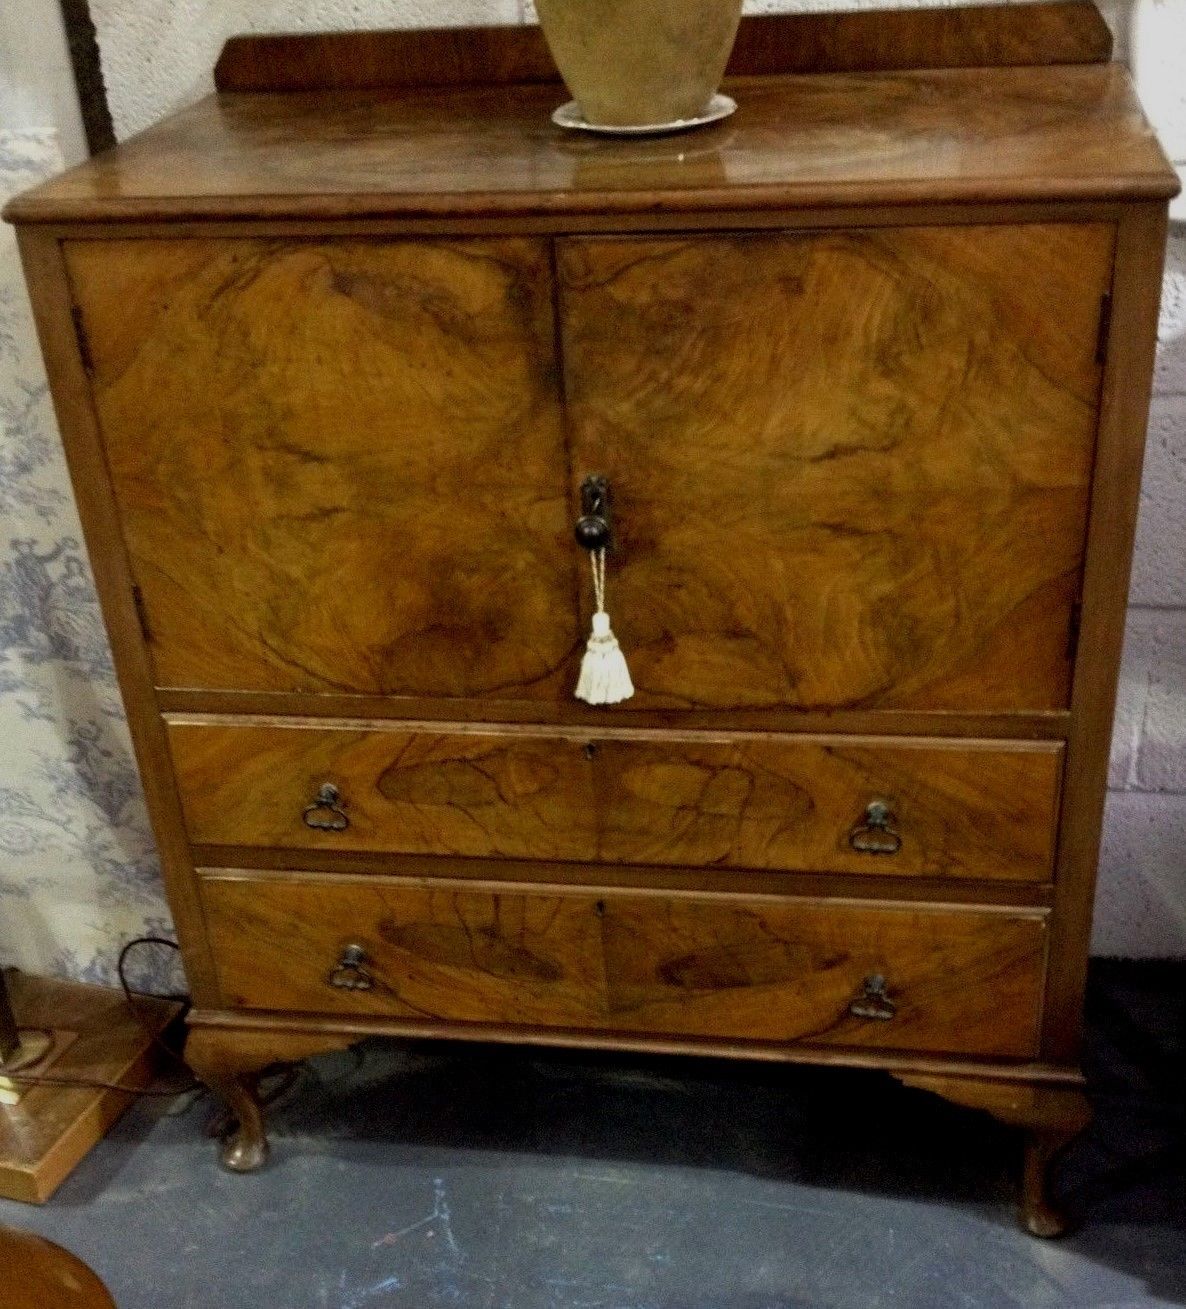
(185, 1027, 269, 1172)
(185, 1022, 363, 1173)
(892, 1071, 1092, 1237)
(1021, 1126, 1081, 1238)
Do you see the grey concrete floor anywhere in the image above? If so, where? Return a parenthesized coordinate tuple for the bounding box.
(1, 960, 1182, 1309)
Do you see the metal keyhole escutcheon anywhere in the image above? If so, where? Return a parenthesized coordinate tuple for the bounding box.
(575, 474, 613, 552)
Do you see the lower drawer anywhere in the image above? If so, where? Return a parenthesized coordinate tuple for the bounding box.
(200, 873, 1047, 1058)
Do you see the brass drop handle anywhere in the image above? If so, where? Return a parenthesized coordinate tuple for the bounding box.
(848, 799, 901, 855)
(574, 473, 613, 552)
(303, 782, 349, 832)
(327, 943, 373, 991)
(849, 973, 897, 1021)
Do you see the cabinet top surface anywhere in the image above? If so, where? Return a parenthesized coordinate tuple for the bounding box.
(5, 62, 1177, 226)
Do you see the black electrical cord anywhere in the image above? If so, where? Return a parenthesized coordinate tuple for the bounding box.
(4, 937, 202, 1098)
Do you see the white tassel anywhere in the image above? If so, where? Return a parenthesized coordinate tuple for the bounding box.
(576, 610, 634, 705)
(575, 550, 634, 705)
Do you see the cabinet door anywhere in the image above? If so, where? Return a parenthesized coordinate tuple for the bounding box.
(66, 238, 578, 698)
(558, 225, 1113, 711)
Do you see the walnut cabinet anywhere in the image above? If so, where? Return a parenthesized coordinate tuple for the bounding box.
(6, 6, 1177, 1236)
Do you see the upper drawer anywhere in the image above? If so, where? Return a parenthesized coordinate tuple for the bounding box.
(67, 225, 1112, 713)
(169, 719, 1063, 882)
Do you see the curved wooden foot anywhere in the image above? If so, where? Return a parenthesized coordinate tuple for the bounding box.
(1021, 1125, 1084, 1237)
(892, 1071, 1091, 1237)
(185, 1021, 362, 1173)
(218, 1081, 269, 1174)
(185, 1027, 270, 1172)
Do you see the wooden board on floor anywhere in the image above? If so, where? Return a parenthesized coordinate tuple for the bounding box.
(0, 971, 180, 1204)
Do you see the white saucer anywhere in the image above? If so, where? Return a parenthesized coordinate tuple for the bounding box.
(551, 93, 737, 137)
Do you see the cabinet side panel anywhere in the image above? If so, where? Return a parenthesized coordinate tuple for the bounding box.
(1043, 203, 1170, 1059)
(13, 228, 219, 1002)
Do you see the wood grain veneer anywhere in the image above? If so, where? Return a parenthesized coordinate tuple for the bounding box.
(66, 223, 1109, 710)
(560, 223, 1111, 711)
(201, 874, 1047, 1058)
(4, 65, 1175, 227)
(169, 719, 1063, 882)
(187, 1004, 1083, 1081)
(1044, 203, 1171, 1059)
(65, 236, 577, 700)
(13, 230, 220, 999)
(212, 5, 1113, 94)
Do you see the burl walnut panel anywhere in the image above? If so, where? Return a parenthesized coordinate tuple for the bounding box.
(169, 720, 1063, 881)
(559, 224, 1113, 711)
(64, 237, 578, 698)
(201, 875, 1047, 1057)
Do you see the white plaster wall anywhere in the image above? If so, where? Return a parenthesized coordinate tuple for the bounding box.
(0, 0, 87, 161)
(91, 0, 520, 141)
(95, 0, 1146, 141)
(1128, 0, 1186, 167)
(1, 0, 1184, 969)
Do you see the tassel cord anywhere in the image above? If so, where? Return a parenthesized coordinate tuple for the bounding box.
(590, 548, 607, 616)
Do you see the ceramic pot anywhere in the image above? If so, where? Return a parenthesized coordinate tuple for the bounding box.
(535, 0, 744, 128)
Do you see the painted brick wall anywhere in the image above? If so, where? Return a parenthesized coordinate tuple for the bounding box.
(1099, 223, 1186, 955)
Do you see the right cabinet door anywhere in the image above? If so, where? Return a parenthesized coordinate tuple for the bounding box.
(557, 224, 1114, 712)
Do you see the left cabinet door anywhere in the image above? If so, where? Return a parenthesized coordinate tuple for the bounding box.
(65, 238, 579, 699)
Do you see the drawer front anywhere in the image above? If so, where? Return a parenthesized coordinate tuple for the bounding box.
(201, 875, 1047, 1058)
(171, 721, 1063, 882)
